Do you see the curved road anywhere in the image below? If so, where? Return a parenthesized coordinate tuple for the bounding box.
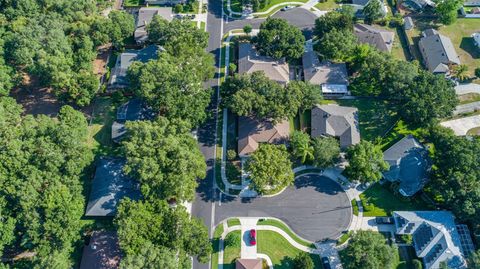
(216, 174, 352, 242)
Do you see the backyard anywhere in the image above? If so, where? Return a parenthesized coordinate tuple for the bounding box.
(334, 99, 399, 142)
(360, 182, 432, 217)
(257, 230, 323, 269)
(314, 0, 339, 10)
(406, 18, 480, 81)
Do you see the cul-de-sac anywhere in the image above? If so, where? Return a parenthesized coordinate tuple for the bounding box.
(0, 0, 479, 268)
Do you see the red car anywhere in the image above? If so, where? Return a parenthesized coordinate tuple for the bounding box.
(249, 229, 256, 246)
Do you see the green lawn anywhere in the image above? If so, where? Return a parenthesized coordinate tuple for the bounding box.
(292, 109, 311, 134)
(315, 0, 339, 10)
(256, 0, 308, 12)
(227, 218, 241, 227)
(123, 0, 142, 7)
(223, 231, 241, 269)
(351, 200, 359, 216)
(360, 183, 432, 217)
(211, 225, 224, 269)
(257, 231, 323, 269)
(335, 99, 398, 142)
(229, 0, 243, 12)
(87, 97, 122, 157)
(378, 120, 429, 151)
(257, 219, 315, 248)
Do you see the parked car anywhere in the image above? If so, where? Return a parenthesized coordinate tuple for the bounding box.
(281, 5, 294, 11)
(249, 229, 256, 246)
(375, 216, 394, 224)
(321, 257, 331, 269)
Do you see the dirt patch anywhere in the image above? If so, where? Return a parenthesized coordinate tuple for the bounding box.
(94, 48, 110, 78)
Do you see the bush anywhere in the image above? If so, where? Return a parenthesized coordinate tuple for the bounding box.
(225, 232, 240, 248)
(226, 162, 241, 183)
(475, 68, 480, 78)
(228, 63, 237, 75)
(174, 4, 183, 13)
(412, 259, 423, 269)
(401, 234, 413, 245)
(293, 252, 314, 269)
(227, 149, 237, 161)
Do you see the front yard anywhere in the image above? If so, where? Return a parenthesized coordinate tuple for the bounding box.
(360, 182, 432, 217)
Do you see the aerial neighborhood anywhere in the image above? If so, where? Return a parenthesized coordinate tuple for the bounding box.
(0, 0, 479, 268)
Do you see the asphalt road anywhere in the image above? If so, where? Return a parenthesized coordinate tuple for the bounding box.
(192, 5, 321, 269)
(216, 174, 352, 241)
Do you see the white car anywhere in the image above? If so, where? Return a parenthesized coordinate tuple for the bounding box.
(281, 5, 294, 11)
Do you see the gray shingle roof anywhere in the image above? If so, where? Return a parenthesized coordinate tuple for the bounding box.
(383, 135, 430, 196)
(79, 231, 121, 269)
(393, 211, 468, 269)
(85, 159, 141, 217)
(419, 29, 461, 73)
(302, 51, 348, 88)
(111, 99, 154, 143)
(238, 43, 290, 84)
(134, 7, 173, 43)
(311, 104, 360, 148)
(108, 45, 160, 88)
(354, 24, 395, 52)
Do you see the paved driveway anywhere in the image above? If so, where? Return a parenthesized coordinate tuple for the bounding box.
(441, 115, 480, 136)
(215, 174, 352, 242)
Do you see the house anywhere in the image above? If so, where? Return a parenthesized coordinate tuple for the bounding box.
(238, 116, 290, 157)
(383, 135, 430, 197)
(472, 32, 480, 48)
(418, 29, 461, 74)
(354, 24, 395, 53)
(111, 98, 153, 143)
(235, 259, 263, 269)
(108, 45, 160, 90)
(134, 7, 173, 44)
(311, 104, 360, 148)
(144, 0, 186, 5)
(302, 51, 349, 95)
(238, 43, 290, 85)
(393, 211, 473, 269)
(349, 0, 388, 17)
(398, 0, 435, 11)
(85, 158, 141, 217)
(79, 231, 121, 269)
(471, 6, 480, 13)
(403, 16, 414, 30)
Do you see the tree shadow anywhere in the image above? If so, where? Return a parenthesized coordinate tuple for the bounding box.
(294, 174, 344, 195)
(279, 256, 295, 268)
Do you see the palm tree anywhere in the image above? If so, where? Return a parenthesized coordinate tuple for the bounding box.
(295, 141, 314, 164)
(453, 64, 469, 81)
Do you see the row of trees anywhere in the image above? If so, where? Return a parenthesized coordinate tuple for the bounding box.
(290, 131, 340, 167)
(113, 16, 214, 267)
(221, 72, 322, 123)
(0, 97, 93, 267)
(0, 1, 135, 105)
(314, 11, 458, 126)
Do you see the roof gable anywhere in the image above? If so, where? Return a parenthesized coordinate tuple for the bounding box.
(238, 116, 290, 156)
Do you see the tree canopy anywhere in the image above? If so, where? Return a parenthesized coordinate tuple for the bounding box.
(435, 0, 462, 25)
(315, 29, 358, 62)
(128, 51, 214, 128)
(314, 11, 354, 39)
(341, 231, 398, 269)
(290, 131, 314, 164)
(0, 1, 133, 105)
(221, 72, 321, 122)
(344, 141, 389, 184)
(0, 97, 93, 266)
(115, 198, 211, 265)
(245, 144, 294, 194)
(312, 136, 340, 168)
(363, 0, 384, 24)
(119, 241, 189, 269)
(122, 117, 206, 202)
(253, 17, 305, 60)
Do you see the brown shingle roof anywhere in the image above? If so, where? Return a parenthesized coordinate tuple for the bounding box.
(354, 24, 395, 52)
(238, 116, 290, 157)
(80, 231, 121, 269)
(236, 259, 263, 269)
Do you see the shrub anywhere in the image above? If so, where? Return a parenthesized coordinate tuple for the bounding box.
(412, 259, 423, 269)
(225, 232, 240, 248)
(293, 252, 314, 269)
(475, 68, 480, 78)
(174, 4, 183, 13)
(227, 149, 237, 161)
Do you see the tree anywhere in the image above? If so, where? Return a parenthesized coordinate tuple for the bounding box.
(412, 259, 423, 269)
(221, 72, 295, 122)
(290, 131, 314, 164)
(128, 52, 213, 128)
(245, 144, 294, 194)
(475, 67, 480, 78)
(284, 81, 323, 113)
(344, 141, 389, 184)
(314, 11, 353, 39)
(174, 4, 184, 13)
(243, 24, 253, 35)
(122, 117, 206, 202)
(0, 98, 93, 266)
(108, 10, 135, 48)
(436, 0, 462, 25)
(400, 70, 457, 126)
(363, 0, 384, 24)
(312, 137, 340, 168)
(452, 64, 469, 81)
(115, 199, 212, 264)
(254, 17, 305, 60)
(225, 231, 241, 247)
(342, 231, 398, 269)
(468, 249, 480, 269)
(120, 242, 184, 269)
(315, 29, 358, 61)
(293, 252, 314, 269)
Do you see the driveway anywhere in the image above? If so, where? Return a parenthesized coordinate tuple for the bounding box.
(440, 115, 480, 136)
(215, 174, 352, 241)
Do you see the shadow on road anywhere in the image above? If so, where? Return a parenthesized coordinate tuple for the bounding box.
(294, 174, 343, 195)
